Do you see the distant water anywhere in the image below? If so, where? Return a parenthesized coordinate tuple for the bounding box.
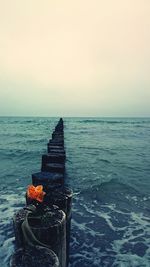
(0, 117, 150, 267)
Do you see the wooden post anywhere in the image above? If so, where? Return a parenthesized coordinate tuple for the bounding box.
(13, 206, 66, 267)
(49, 140, 64, 146)
(26, 187, 73, 266)
(44, 187, 73, 265)
(41, 154, 65, 174)
(47, 146, 66, 155)
(47, 145, 65, 150)
(32, 171, 64, 189)
(47, 151, 65, 156)
(10, 246, 60, 267)
(41, 162, 65, 174)
(42, 153, 65, 165)
(55, 126, 63, 131)
(52, 133, 64, 139)
(52, 135, 64, 140)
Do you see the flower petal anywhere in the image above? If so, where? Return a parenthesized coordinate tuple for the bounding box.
(36, 185, 43, 192)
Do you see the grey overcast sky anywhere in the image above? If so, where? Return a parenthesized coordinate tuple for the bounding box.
(0, 0, 150, 117)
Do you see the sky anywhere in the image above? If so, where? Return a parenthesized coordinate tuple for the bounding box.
(0, 0, 150, 117)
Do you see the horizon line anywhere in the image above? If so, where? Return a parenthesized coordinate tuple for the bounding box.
(0, 115, 150, 118)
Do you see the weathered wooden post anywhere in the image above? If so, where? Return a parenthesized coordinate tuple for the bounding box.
(10, 246, 60, 267)
(13, 205, 66, 267)
(41, 154, 65, 173)
(47, 146, 66, 155)
(52, 133, 64, 138)
(44, 187, 73, 266)
(55, 125, 64, 131)
(30, 186, 72, 265)
(49, 140, 64, 147)
(42, 153, 65, 164)
(52, 133, 64, 139)
(32, 171, 64, 188)
(41, 162, 65, 174)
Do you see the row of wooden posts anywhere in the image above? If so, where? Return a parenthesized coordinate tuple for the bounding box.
(10, 118, 73, 267)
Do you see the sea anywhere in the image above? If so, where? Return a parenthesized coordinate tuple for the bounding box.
(0, 117, 149, 267)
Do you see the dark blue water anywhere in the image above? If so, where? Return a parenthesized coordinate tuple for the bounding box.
(0, 117, 150, 267)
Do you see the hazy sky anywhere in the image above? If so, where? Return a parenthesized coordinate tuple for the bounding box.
(0, 0, 150, 116)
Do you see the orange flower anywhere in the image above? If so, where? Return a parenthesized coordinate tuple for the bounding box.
(27, 185, 46, 203)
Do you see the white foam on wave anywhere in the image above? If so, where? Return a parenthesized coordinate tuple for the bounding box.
(71, 195, 150, 267)
(112, 211, 150, 267)
(0, 189, 25, 267)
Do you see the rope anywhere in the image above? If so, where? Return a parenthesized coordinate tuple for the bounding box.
(21, 205, 51, 250)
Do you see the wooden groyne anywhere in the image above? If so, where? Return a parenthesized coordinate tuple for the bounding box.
(10, 118, 72, 267)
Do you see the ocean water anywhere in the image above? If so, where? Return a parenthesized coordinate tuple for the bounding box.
(0, 117, 150, 267)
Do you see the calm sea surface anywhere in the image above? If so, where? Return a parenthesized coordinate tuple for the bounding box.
(0, 117, 150, 267)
